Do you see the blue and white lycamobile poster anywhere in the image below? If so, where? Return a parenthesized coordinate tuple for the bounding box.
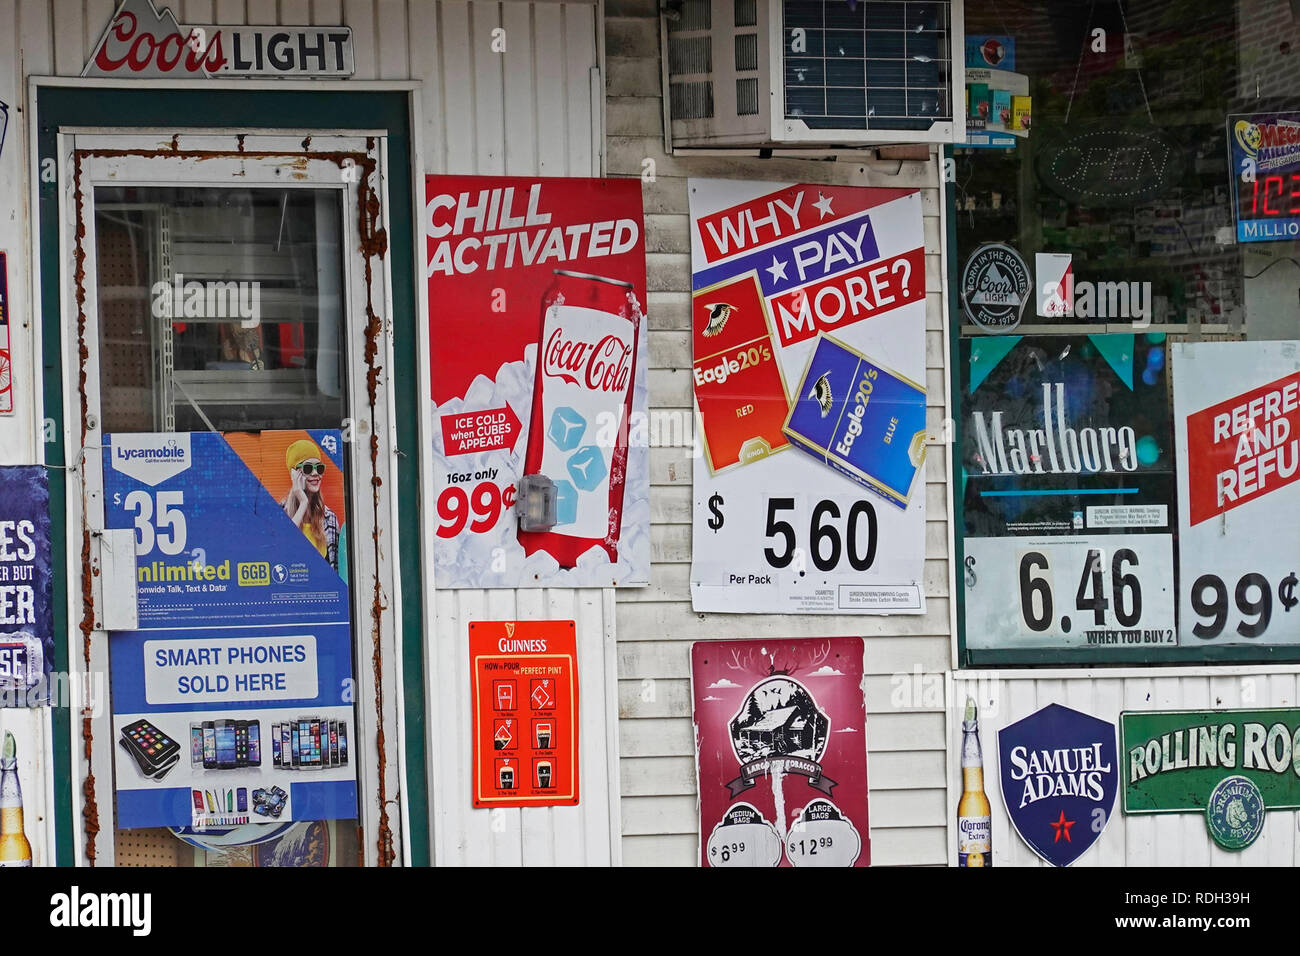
(105, 431, 356, 828)
(0, 467, 53, 706)
(998, 703, 1117, 866)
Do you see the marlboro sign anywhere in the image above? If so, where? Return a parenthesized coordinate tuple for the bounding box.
(84, 0, 354, 79)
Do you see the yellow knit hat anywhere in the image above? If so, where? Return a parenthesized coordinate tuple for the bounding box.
(285, 438, 323, 470)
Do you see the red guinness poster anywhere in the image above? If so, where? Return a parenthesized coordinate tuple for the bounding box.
(470, 620, 579, 808)
(426, 176, 649, 589)
(691, 637, 870, 867)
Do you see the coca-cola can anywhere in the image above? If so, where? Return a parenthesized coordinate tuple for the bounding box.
(519, 270, 643, 569)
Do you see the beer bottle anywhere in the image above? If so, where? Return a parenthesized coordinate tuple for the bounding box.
(957, 697, 992, 867)
(0, 731, 32, 866)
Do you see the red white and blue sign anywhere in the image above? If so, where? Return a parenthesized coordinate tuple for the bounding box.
(997, 703, 1117, 866)
(688, 180, 929, 615)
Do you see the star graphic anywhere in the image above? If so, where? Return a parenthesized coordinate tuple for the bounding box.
(1049, 809, 1075, 843)
(766, 256, 789, 282)
(813, 192, 834, 219)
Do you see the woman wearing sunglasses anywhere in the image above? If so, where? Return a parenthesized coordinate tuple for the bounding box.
(282, 438, 341, 572)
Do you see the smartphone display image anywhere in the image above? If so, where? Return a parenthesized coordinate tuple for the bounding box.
(235, 720, 249, 766)
(311, 719, 323, 768)
(290, 725, 300, 767)
(202, 721, 216, 770)
(118, 719, 182, 780)
(329, 720, 339, 767)
(215, 720, 237, 770)
(299, 719, 315, 768)
(237, 787, 248, 813)
(339, 721, 348, 765)
(271, 724, 281, 767)
(282, 724, 292, 768)
(190, 725, 203, 767)
(248, 722, 261, 766)
(192, 789, 204, 813)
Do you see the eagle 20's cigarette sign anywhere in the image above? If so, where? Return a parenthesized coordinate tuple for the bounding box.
(427, 176, 650, 590)
(688, 180, 928, 615)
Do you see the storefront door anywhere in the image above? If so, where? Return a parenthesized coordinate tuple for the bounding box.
(57, 132, 401, 866)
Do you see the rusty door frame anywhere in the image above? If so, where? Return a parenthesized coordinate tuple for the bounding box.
(31, 81, 429, 868)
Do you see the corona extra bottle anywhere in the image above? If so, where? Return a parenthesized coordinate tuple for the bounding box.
(957, 697, 991, 867)
(0, 731, 32, 866)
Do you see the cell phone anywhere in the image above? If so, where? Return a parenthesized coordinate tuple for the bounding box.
(202, 721, 216, 770)
(290, 724, 300, 768)
(339, 721, 348, 765)
(248, 721, 261, 766)
(118, 719, 182, 778)
(282, 724, 292, 769)
(192, 789, 204, 814)
(311, 719, 322, 768)
(299, 719, 315, 768)
(235, 720, 249, 766)
(190, 724, 203, 767)
(329, 719, 339, 767)
(237, 787, 248, 813)
(271, 724, 281, 767)
(205, 790, 217, 814)
(215, 720, 237, 770)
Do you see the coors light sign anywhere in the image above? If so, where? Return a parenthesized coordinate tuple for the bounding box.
(519, 270, 643, 569)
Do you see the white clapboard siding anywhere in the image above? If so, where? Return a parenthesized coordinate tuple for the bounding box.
(951, 669, 1300, 867)
(17, 0, 613, 868)
(605, 5, 953, 866)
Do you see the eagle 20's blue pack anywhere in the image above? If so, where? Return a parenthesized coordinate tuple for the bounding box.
(782, 333, 928, 509)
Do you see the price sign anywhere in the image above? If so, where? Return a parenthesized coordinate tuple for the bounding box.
(704, 804, 783, 867)
(688, 179, 929, 616)
(1174, 341, 1300, 644)
(964, 535, 1176, 649)
(103, 431, 350, 629)
(693, 488, 923, 614)
(784, 799, 862, 867)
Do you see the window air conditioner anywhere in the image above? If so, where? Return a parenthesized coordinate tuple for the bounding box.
(663, 0, 966, 149)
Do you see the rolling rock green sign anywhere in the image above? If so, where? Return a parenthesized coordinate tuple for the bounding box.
(1121, 709, 1300, 850)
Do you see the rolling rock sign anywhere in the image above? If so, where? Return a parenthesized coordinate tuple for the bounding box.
(1122, 709, 1300, 851)
(691, 638, 870, 867)
(83, 0, 354, 78)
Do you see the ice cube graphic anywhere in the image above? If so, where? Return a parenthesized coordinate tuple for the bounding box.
(554, 479, 578, 526)
(548, 407, 587, 451)
(566, 445, 607, 492)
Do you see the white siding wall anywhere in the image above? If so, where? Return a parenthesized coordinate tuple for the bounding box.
(11, 0, 619, 867)
(952, 669, 1300, 866)
(605, 2, 953, 866)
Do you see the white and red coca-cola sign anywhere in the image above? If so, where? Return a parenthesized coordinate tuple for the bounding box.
(84, 0, 354, 78)
(542, 329, 632, 394)
(426, 176, 649, 589)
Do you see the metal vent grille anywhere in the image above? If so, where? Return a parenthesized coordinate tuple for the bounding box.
(735, 32, 758, 71)
(783, 0, 953, 131)
(735, 0, 758, 26)
(671, 81, 715, 120)
(737, 78, 760, 115)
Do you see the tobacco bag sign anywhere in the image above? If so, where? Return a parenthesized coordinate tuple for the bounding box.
(997, 703, 1117, 866)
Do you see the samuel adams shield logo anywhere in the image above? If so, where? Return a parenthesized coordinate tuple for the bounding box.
(998, 703, 1117, 866)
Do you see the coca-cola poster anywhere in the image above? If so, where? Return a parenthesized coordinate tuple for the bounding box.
(691, 638, 869, 867)
(1173, 341, 1300, 645)
(688, 179, 929, 615)
(426, 176, 649, 588)
(960, 334, 1177, 653)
